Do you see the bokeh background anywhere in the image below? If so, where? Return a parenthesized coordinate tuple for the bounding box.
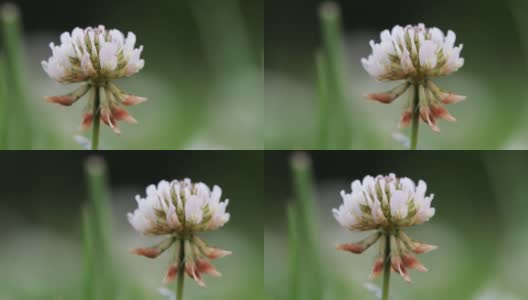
(0, 0, 262, 149)
(0, 152, 264, 299)
(265, 151, 528, 299)
(265, 0, 528, 149)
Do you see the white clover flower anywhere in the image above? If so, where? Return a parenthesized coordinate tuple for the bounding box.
(361, 24, 464, 81)
(361, 24, 466, 133)
(333, 174, 437, 283)
(333, 174, 435, 230)
(129, 178, 231, 287)
(42, 25, 144, 83)
(128, 179, 230, 235)
(42, 25, 147, 135)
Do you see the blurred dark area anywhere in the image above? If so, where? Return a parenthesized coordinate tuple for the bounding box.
(265, 0, 525, 77)
(265, 151, 524, 238)
(0, 151, 263, 236)
(1, 0, 263, 86)
(3, 0, 262, 66)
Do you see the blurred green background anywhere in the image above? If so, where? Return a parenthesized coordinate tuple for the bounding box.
(0, 151, 264, 299)
(265, 151, 528, 299)
(265, 0, 528, 149)
(0, 0, 262, 149)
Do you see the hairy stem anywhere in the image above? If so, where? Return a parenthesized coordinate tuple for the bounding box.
(381, 234, 391, 300)
(91, 86, 101, 150)
(176, 239, 185, 300)
(410, 83, 420, 150)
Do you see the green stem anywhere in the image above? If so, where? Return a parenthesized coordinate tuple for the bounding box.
(91, 86, 101, 150)
(176, 239, 185, 300)
(381, 234, 391, 300)
(410, 83, 420, 150)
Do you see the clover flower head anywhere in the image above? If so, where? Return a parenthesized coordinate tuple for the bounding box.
(361, 24, 466, 132)
(42, 25, 144, 83)
(42, 25, 147, 134)
(128, 178, 231, 287)
(333, 174, 437, 283)
(128, 179, 230, 235)
(333, 173, 435, 230)
(362, 23, 464, 81)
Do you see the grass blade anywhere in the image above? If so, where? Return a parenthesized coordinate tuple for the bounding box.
(287, 204, 300, 300)
(318, 2, 351, 149)
(82, 207, 95, 300)
(315, 51, 330, 150)
(289, 152, 322, 300)
(0, 3, 32, 149)
(84, 156, 115, 299)
(0, 56, 7, 148)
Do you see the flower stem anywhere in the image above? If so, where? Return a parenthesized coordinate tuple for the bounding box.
(410, 83, 420, 150)
(176, 239, 185, 300)
(91, 86, 101, 150)
(381, 233, 391, 300)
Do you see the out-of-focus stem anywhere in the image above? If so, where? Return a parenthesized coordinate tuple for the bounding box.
(319, 2, 350, 149)
(290, 152, 322, 300)
(0, 57, 7, 149)
(84, 156, 114, 299)
(315, 51, 329, 149)
(81, 207, 95, 300)
(1, 3, 31, 149)
(287, 205, 300, 300)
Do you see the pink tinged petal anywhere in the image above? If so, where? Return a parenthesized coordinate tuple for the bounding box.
(122, 94, 148, 106)
(111, 105, 138, 124)
(369, 257, 385, 280)
(80, 112, 93, 131)
(129, 238, 174, 259)
(337, 233, 381, 254)
(100, 108, 121, 134)
(391, 256, 412, 283)
(390, 236, 412, 283)
(413, 242, 438, 254)
(130, 247, 162, 259)
(400, 108, 413, 128)
(402, 254, 428, 272)
(366, 92, 396, 103)
(164, 263, 179, 283)
(440, 93, 466, 104)
(337, 243, 365, 254)
(430, 104, 456, 122)
(45, 84, 91, 106)
(185, 261, 206, 287)
(205, 247, 232, 260)
(45, 95, 77, 106)
(196, 260, 222, 277)
(420, 106, 440, 133)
